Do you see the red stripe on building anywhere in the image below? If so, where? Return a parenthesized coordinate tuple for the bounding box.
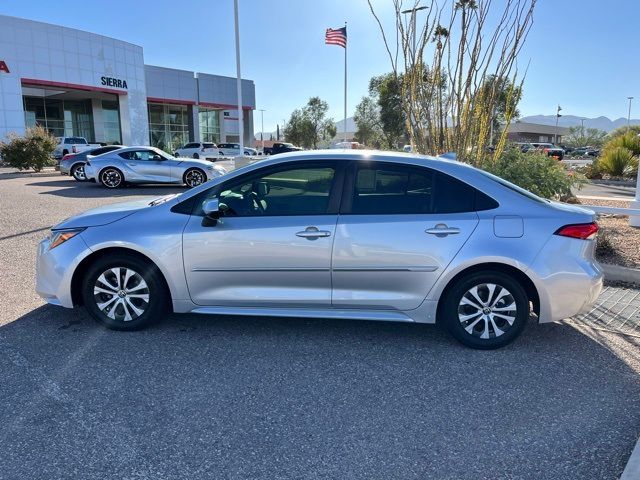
(21, 78, 128, 96)
(146, 97, 196, 106)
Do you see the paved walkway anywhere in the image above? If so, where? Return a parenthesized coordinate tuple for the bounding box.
(574, 285, 640, 336)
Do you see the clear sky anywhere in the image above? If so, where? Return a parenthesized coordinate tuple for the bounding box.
(1, 0, 637, 132)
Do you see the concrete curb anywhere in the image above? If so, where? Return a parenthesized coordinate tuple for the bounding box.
(620, 435, 640, 479)
(591, 179, 637, 188)
(601, 264, 640, 284)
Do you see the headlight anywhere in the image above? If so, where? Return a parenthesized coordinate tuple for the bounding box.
(49, 228, 85, 250)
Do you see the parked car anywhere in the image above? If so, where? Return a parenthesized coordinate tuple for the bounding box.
(36, 150, 602, 349)
(332, 141, 365, 149)
(531, 143, 564, 160)
(59, 145, 125, 181)
(514, 142, 535, 153)
(217, 143, 257, 156)
(53, 136, 102, 159)
(82, 146, 227, 188)
(263, 142, 303, 155)
(571, 147, 600, 158)
(174, 142, 218, 159)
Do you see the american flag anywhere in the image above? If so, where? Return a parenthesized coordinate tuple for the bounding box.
(325, 26, 347, 48)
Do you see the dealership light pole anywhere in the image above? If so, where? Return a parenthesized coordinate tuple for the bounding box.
(554, 105, 562, 145)
(234, 0, 244, 157)
(258, 109, 265, 151)
(627, 96, 634, 130)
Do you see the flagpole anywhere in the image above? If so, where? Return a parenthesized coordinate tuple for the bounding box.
(344, 21, 347, 143)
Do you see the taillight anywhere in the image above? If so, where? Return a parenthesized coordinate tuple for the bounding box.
(555, 222, 599, 240)
(62, 154, 73, 160)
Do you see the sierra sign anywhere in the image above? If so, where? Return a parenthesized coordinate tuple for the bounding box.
(0, 60, 9, 73)
(100, 76, 127, 89)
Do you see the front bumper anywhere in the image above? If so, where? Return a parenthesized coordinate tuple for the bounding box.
(36, 233, 92, 308)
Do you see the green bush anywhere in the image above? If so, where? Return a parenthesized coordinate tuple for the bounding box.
(482, 148, 585, 199)
(0, 126, 57, 171)
(577, 160, 602, 179)
(599, 146, 638, 177)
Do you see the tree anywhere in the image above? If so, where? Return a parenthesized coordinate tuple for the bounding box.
(367, 0, 536, 164)
(353, 96, 383, 147)
(564, 126, 607, 147)
(0, 126, 57, 172)
(284, 97, 336, 149)
(369, 73, 406, 148)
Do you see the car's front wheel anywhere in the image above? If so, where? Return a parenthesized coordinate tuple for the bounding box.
(71, 163, 87, 181)
(100, 168, 124, 188)
(440, 271, 529, 349)
(82, 254, 168, 330)
(192, 153, 200, 159)
(183, 168, 206, 188)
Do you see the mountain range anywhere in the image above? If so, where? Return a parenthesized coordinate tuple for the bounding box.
(518, 115, 640, 132)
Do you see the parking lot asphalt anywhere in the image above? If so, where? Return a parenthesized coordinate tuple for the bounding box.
(1, 172, 640, 480)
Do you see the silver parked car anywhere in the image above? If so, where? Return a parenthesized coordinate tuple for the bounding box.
(83, 146, 227, 188)
(59, 145, 125, 181)
(36, 150, 603, 349)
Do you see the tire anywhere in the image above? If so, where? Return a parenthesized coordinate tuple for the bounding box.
(192, 153, 200, 159)
(81, 253, 169, 331)
(174, 152, 180, 157)
(100, 167, 124, 188)
(183, 168, 206, 188)
(440, 271, 529, 349)
(71, 163, 87, 181)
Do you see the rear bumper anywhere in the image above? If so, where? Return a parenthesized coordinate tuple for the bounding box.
(529, 237, 603, 322)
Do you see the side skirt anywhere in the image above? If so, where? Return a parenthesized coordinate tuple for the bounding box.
(188, 306, 415, 323)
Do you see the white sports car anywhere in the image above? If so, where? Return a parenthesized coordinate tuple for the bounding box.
(83, 146, 227, 188)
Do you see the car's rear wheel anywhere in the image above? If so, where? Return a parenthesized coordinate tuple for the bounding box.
(82, 254, 168, 330)
(440, 271, 529, 349)
(192, 153, 200, 159)
(71, 163, 87, 181)
(183, 168, 206, 188)
(100, 167, 123, 188)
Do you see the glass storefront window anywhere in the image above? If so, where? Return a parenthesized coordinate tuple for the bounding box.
(199, 108, 221, 143)
(147, 103, 189, 153)
(102, 100, 122, 144)
(23, 95, 95, 141)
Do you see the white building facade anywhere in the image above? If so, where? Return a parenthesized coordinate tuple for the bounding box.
(0, 15, 255, 151)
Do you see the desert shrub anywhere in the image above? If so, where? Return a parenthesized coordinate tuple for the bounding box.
(577, 160, 602, 179)
(598, 146, 638, 177)
(482, 147, 586, 199)
(0, 126, 57, 171)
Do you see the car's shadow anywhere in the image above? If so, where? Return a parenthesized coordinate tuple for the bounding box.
(1, 304, 639, 479)
(28, 178, 187, 198)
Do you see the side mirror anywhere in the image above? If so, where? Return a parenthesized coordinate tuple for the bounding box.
(203, 198, 220, 218)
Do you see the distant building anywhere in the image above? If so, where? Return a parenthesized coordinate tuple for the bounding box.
(506, 121, 570, 144)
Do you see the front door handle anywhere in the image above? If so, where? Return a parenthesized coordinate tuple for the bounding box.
(296, 226, 331, 239)
(425, 224, 460, 237)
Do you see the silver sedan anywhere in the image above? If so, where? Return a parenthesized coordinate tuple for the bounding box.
(36, 150, 603, 349)
(83, 146, 227, 188)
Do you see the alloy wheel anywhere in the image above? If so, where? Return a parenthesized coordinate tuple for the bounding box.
(72, 164, 86, 181)
(93, 267, 150, 322)
(101, 168, 122, 188)
(457, 283, 517, 339)
(185, 169, 205, 187)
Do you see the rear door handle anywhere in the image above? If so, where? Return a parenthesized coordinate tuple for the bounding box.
(425, 224, 460, 237)
(296, 226, 331, 239)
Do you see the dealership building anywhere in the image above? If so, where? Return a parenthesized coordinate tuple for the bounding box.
(0, 15, 255, 151)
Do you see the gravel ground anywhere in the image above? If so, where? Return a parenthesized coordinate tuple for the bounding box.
(1, 172, 639, 480)
(577, 198, 640, 269)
